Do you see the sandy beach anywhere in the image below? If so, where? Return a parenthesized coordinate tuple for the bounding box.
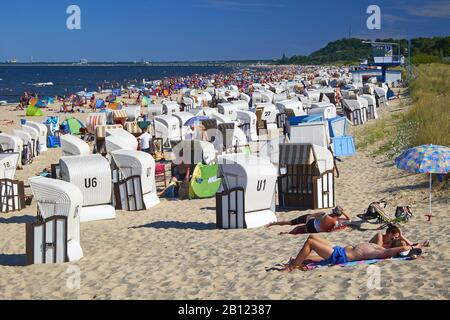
(0, 93, 449, 300)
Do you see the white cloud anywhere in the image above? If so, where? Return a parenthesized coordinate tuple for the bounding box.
(383, 13, 410, 23)
(402, 0, 450, 18)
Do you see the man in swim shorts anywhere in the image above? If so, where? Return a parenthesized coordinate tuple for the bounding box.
(281, 234, 422, 272)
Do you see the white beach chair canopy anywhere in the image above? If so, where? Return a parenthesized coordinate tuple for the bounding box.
(172, 140, 216, 165)
(148, 104, 164, 118)
(124, 105, 141, 121)
(59, 154, 112, 207)
(308, 102, 337, 119)
(218, 103, 239, 121)
(28, 176, 83, 262)
(26, 121, 48, 143)
(289, 121, 331, 149)
(276, 99, 305, 116)
(0, 133, 23, 153)
(218, 154, 277, 228)
(236, 110, 258, 141)
(162, 101, 181, 115)
(111, 150, 157, 195)
(61, 134, 90, 157)
(105, 128, 138, 153)
(154, 115, 182, 142)
(0, 153, 20, 179)
(21, 125, 39, 141)
(12, 129, 32, 146)
(230, 100, 250, 111)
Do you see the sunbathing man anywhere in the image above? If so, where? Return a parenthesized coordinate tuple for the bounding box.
(369, 224, 413, 248)
(281, 234, 423, 272)
(265, 206, 351, 235)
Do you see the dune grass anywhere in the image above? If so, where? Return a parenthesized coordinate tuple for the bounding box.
(405, 64, 450, 147)
(357, 63, 450, 152)
(356, 63, 450, 190)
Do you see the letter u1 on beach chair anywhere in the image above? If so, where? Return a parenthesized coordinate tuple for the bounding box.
(216, 154, 277, 229)
(278, 143, 335, 210)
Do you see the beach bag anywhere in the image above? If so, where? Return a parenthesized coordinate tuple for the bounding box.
(161, 182, 177, 198)
(363, 201, 387, 220)
(178, 181, 190, 200)
(189, 163, 222, 199)
(395, 206, 413, 221)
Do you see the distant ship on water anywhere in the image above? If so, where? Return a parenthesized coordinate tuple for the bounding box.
(6, 59, 19, 64)
(75, 59, 88, 65)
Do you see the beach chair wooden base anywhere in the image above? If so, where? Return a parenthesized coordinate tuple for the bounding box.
(346, 109, 366, 126)
(113, 175, 145, 211)
(0, 179, 26, 213)
(26, 216, 68, 265)
(216, 187, 246, 229)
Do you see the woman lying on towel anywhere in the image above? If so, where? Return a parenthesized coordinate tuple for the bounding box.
(281, 234, 423, 272)
(265, 206, 351, 235)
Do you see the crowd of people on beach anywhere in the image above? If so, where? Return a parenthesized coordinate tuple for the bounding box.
(137, 66, 306, 96)
(9, 64, 427, 274)
(15, 65, 344, 115)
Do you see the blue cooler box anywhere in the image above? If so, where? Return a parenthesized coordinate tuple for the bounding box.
(47, 136, 61, 148)
(333, 136, 356, 157)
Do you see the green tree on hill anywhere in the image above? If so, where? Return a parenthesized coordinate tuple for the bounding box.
(279, 36, 450, 65)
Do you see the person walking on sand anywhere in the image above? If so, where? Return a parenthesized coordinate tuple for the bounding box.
(265, 206, 351, 235)
(281, 234, 423, 272)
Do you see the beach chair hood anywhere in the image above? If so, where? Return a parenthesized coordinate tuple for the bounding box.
(279, 143, 334, 174)
(0, 153, 20, 179)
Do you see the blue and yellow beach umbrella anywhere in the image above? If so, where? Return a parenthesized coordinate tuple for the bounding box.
(395, 144, 450, 220)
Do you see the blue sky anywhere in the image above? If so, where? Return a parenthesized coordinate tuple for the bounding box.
(0, 0, 449, 62)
